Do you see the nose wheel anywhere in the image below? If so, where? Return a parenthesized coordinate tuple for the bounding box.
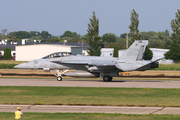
(50, 69, 69, 81)
(57, 76, 62, 81)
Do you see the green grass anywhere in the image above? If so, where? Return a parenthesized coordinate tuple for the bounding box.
(0, 60, 26, 69)
(1, 86, 180, 107)
(153, 64, 180, 70)
(1, 112, 180, 120)
(0, 63, 18, 69)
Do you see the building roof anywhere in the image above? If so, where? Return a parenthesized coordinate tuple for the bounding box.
(0, 42, 89, 51)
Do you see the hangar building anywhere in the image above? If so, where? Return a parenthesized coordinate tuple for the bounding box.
(15, 44, 83, 61)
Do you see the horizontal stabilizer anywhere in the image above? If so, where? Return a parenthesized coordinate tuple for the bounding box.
(115, 58, 163, 71)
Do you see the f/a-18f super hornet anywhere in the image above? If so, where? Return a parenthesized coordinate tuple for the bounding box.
(14, 40, 160, 82)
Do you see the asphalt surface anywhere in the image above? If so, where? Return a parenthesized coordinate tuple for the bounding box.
(1, 78, 180, 88)
(1, 78, 180, 114)
(1, 105, 180, 114)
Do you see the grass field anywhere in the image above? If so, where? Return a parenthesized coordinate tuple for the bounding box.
(1, 112, 180, 120)
(1, 86, 180, 107)
(153, 64, 180, 70)
(0, 60, 26, 69)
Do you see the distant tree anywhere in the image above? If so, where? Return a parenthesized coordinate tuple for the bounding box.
(150, 40, 161, 48)
(120, 33, 128, 38)
(61, 30, 80, 39)
(87, 11, 102, 56)
(29, 36, 42, 42)
(164, 43, 180, 61)
(140, 30, 171, 49)
(40, 31, 51, 39)
(129, 8, 141, 44)
(104, 42, 116, 48)
(141, 31, 156, 40)
(8, 30, 53, 41)
(102, 33, 116, 43)
(1, 29, 8, 39)
(116, 37, 126, 50)
(61, 30, 72, 37)
(165, 9, 180, 61)
(8, 31, 30, 39)
(104, 37, 126, 50)
(3, 47, 11, 60)
(9, 34, 16, 41)
(143, 45, 153, 60)
(171, 9, 180, 44)
(164, 29, 171, 49)
(29, 31, 40, 37)
(1, 29, 8, 35)
(113, 46, 118, 57)
(50, 36, 62, 42)
(81, 34, 88, 42)
(72, 32, 80, 38)
(42, 36, 63, 43)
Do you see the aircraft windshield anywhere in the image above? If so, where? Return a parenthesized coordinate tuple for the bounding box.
(42, 52, 72, 59)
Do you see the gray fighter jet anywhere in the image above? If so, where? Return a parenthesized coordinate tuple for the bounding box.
(14, 40, 160, 82)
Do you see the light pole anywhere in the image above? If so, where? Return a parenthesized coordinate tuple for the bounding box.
(126, 33, 128, 49)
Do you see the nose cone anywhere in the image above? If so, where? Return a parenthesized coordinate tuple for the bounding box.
(14, 63, 27, 69)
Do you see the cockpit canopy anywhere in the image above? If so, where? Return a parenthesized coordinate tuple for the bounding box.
(42, 52, 72, 59)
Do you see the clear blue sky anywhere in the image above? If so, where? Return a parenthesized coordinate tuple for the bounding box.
(0, 0, 180, 36)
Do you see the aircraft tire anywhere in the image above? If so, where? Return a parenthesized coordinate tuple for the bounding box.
(109, 77, 113, 81)
(57, 76, 62, 81)
(103, 76, 110, 82)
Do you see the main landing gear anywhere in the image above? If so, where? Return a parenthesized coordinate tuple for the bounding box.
(103, 75, 113, 82)
(51, 69, 69, 81)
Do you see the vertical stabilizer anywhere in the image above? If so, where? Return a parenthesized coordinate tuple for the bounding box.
(120, 40, 148, 61)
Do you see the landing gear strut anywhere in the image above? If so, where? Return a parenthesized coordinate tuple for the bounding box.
(103, 75, 113, 82)
(51, 69, 69, 81)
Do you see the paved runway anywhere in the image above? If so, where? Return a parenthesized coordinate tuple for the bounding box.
(2, 78, 180, 114)
(1, 78, 180, 88)
(1, 105, 180, 114)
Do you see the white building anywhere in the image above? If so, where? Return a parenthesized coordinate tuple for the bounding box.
(0, 38, 89, 61)
(15, 44, 82, 61)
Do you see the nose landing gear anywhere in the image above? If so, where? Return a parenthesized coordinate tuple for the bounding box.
(51, 69, 69, 81)
(57, 76, 62, 81)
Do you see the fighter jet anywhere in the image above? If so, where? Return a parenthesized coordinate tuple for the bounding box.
(14, 40, 160, 82)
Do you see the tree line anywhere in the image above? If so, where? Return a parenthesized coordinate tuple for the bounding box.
(0, 30, 171, 49)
